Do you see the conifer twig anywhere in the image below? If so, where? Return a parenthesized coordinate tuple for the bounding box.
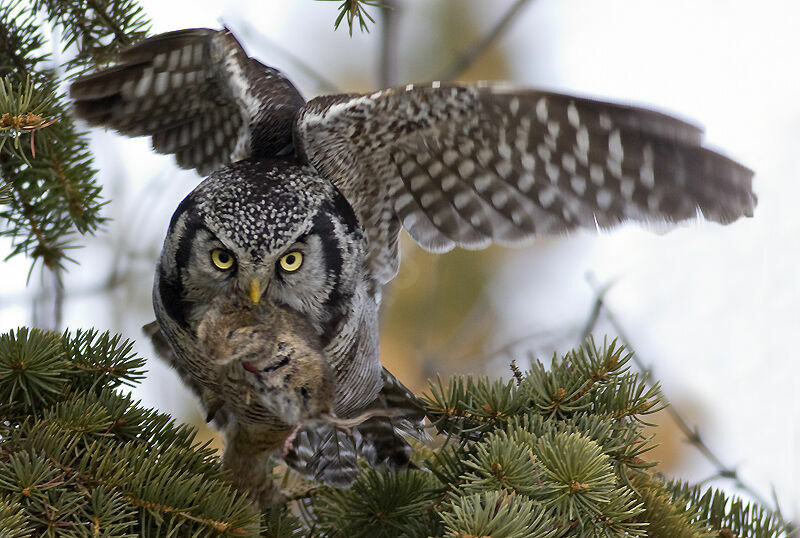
(323, 0, 382, 36)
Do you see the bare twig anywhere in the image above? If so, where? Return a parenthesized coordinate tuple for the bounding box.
(436, 0, 537, 81)
(582, 272, 776, 511)
(466, 325, 558, 366)
(578, 273, 617, 344)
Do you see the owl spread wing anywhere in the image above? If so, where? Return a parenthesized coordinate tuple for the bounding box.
(294, 84, 756, 285)
(70, 28, 304, 175)
(71, 28, 756, 289)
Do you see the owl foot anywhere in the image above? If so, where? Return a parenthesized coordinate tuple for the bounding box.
(281, 423, 304, 458)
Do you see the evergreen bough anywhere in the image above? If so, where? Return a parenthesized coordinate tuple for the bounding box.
(0, 0, 150, 272)
(0, 330, 789, 536)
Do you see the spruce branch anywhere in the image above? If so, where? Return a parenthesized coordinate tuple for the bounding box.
(32, 0, 151, 74)
(439, 490, 557, 538)
(667, 480, 788, 538)
(0, 77, 59, 160)
(0, 0, 150, 274)
(630, 475, 709, 538)
(0, 2, 107, 273)
(305, 336, 788, 537)
(0, 497, 34, 537)
(0, 327, 66, 413)
(0, 328, 789, 536)
(0, 328, 258, 535)
(260, 505, 304, 537)
(311, 468, 443, 537)
(461, 429, 543, 497)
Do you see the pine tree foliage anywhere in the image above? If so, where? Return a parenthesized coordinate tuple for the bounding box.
(249, 339, 790, 537)
(0, 327, 258, 536)
(0, 0, 149, 272)
(290, 338, 788, 538)
(0, 334, 790, 536)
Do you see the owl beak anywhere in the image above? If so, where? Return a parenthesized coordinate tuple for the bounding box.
(249, 279, 262, 304)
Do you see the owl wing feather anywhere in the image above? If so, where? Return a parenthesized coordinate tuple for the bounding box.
(294, 84, 756, 285)
(70, 28, 304, 176)
(71, 28, 756, 288)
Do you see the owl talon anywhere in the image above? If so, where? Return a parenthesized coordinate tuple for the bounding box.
(282, 423, 303, 458)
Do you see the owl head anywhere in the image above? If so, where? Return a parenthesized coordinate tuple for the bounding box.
(156, 158, 364, 333)
(153, 158, 372, 425)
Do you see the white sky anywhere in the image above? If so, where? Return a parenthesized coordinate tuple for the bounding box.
(1, 0, 798, 520)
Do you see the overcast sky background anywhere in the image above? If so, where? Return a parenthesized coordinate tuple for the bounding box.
(1, 0, 798, 520)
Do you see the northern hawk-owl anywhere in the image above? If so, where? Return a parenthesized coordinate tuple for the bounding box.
(70, 28, 755, 506)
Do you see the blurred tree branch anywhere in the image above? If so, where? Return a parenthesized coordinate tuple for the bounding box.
(231, 21, 342, 94)
(437, 0, 536, 81)
(377, 0, 399, 88)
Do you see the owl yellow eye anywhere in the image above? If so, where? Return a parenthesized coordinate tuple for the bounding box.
(211, 248, 235, 270)
(279, 251, 303, 272)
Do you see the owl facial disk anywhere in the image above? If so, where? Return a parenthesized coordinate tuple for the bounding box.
(157, 162, 366, 354)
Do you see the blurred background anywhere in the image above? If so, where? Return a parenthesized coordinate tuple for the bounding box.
(1, 0, 797, 521)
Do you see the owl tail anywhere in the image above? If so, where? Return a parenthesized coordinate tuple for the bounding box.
(283, 426, 360, 487)
(283, 368, 428, 487)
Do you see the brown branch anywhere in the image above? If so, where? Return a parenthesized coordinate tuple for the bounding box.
(124, 496, 249, 535)
(14, 184, 53, 268)
(228, 21, 342, 94)
(27, 442, 253, 536)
